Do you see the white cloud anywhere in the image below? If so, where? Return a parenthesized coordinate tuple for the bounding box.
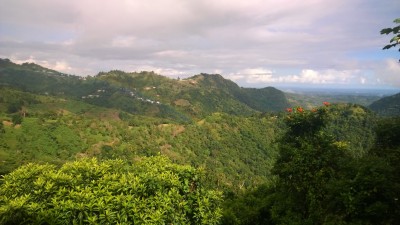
(111, 36, 137, 48)
(154, 50, 189, 58)
(229, 68, 273, 83)
(52, 61, 72, 72)
(374, 59, 400, 87)
(228, 68, 362, 87)
(10, 55, 74, 74)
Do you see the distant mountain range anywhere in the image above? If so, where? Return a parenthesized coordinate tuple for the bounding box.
(0, 58, 289, 121)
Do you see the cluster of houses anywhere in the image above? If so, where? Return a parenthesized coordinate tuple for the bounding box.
(137, 97, 161, 105)
(81, 88, 161, 105)
(127, 88, 161, 105)
(81, 89, 105, 99)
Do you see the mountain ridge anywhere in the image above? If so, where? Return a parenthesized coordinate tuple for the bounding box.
(0, 59, 290, 120)
(369, 92, 400, 116)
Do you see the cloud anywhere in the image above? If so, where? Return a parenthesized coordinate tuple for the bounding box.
(374, 59, 400, 87)
(0, 0, 399, 89)
(229, 67, 363, 87)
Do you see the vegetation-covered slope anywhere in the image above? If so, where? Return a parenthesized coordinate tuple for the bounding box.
(0, 59, 191, 122)
(0, 59, 290, 121)
(0, 87, 283, 191)
(0, 85, 382, 193)
(369, 92, 400, 116)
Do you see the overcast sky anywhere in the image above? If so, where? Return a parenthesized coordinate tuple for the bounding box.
(1, 0, 399, 89)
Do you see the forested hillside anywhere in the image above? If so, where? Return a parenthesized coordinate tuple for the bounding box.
(0, 59, 289, 120)
(369, 92, 400, 116)
(0, 86, 283, 191)
(0, 59, 399, 224)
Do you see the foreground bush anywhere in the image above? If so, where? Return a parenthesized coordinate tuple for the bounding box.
(0, 156, 222, 224)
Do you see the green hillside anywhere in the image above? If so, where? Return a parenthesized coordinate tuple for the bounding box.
(369, 92, 400, 116)
(97, 71, 290, 117)
(0, 59, 192, 122)
(0, 59, 290, 121)
(0, 87, 283, 191)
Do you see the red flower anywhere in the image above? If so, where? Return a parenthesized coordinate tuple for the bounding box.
(323, 101, 330, 106)
(286, 108, 293, 113)
(296, 107, 304, 113)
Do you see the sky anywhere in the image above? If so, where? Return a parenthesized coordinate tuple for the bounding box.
(0, 0, 399, 89)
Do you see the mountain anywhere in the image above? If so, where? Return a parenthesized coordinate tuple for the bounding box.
(236, 87, 290, 112)
(0, 59, 290, 120)
(182, 73, 289, 112)
(98, 71, 289, 117)
(0, 60, 191, 122)
(369, 92, 400, 116)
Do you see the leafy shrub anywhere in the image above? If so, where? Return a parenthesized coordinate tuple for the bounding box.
(0, 156, 222, 224)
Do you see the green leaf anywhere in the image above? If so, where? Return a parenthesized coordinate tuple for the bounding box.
(390, 36, 400, 43)
(383, 44, 396, 50)
(381, 28, 393, 35)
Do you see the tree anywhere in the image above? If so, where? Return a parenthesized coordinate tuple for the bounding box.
(7, 101, 22, 114)
(11, 114, 23, 125)
(381, 18, 400, 61)
(268, 105, 399, 225)
(325, 117, 400, 224)
(0, 156, 222, 224)
(270, 107, 348, 224)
